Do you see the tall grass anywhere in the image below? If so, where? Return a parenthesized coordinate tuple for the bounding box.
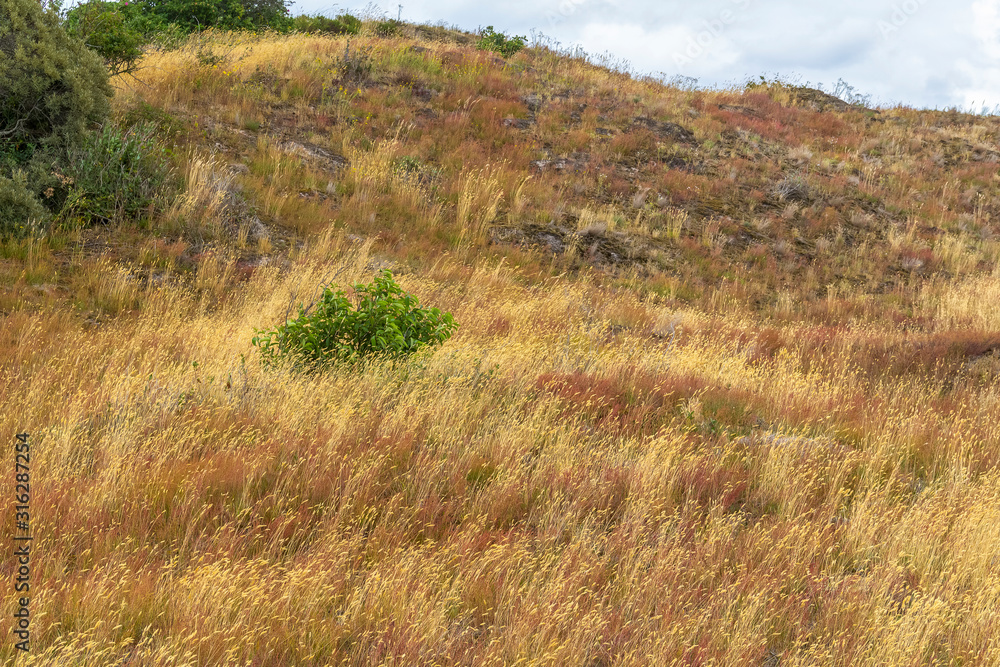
(5, 23, 1000, 666)
(6, 231, 1000, 663)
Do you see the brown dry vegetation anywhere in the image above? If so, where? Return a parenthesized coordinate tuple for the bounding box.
(4, 21, 1000, 665)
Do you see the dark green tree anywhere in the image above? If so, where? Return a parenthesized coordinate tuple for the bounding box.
(63, 0, 148, 78)
(0, 0, 112, 154)
(131, 0, 293, 33)
(0, 0, 112, 233)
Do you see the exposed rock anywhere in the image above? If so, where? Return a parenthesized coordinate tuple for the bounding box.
(717, 128, 787, 162)
(491, 224, 569, 254)
(489, 223, 652, 267)
(439, 50, 466, 68)
(631, 116, 696, 144)
(788, 86, 856, 113)
(412, 85, 438, 101)
(503, 117, 533, 130)
(484, 54, 507, 68)
(185, 164, 270, 243)
(521, 93, 543, 113)
(278, 141, 349, 170)
(367, 257, 400, 273)
(529, 152, 589, 173)
(241, 217, 270, 243)
(550, 88, 582, 101)
(662, 154, 707, 174)
(717, 103, 760, 118)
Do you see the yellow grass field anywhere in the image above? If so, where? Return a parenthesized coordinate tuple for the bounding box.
(4, 24, 1000, 665)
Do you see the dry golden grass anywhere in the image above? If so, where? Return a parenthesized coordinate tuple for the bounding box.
(5, 23, 1000, 666)
(7, 232, 1000, 664)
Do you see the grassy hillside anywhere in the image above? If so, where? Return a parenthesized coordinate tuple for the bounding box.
(4, 21, 1000, 665)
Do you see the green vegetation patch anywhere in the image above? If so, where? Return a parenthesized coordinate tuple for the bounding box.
(253, 270, 458, 369)
(476, 26, 526, 58)
(292, 12, 361, 35)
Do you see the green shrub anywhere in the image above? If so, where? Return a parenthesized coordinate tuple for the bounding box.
(131, 0, 292, 33)
(374, 18, 402, 37)
(238, 0, 293, 31)
(117, 99, 184, 140)
(0, 171, 49, 236)
(334, 12, 361, 34)
(0, 0, 112, 157)
(252, 270, 458, 369)
(291, 12, 360, 35)
(476, 26, 526, 58)
(60, 122, 174, 226)
(63, 0, 148, 77)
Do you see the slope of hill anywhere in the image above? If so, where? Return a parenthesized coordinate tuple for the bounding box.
(4, 22, 1000, 665)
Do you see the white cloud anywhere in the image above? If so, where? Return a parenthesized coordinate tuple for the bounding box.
(971, 0, 1000, 58)
(573, 22, 742, 75)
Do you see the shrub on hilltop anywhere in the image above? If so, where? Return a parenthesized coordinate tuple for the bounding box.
(374, 18, 402, 37)
(477, 25, 526, 58)
(129, 0, 293, 33)
(291, 12, 361, 35)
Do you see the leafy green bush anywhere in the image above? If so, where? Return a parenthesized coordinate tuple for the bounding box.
(0, 0, 112, 157)
(0, 171, 49, 236)
(253, 270, 458, 369)
(477, 26, 526, 58)
(60, 122, 174, 226)
(291, 12, 360, 35)
(130, 0, 292, 33)
(374, 18, 402, 37)
(63, 0, 148, 77)
(238, 0, 293, 31)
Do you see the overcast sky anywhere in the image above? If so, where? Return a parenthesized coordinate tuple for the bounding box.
(287, 0, 1000, 112)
